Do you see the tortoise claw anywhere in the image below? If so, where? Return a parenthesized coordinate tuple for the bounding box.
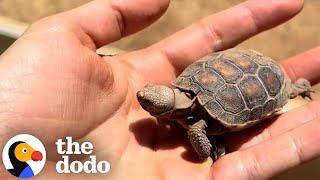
(301, 89, 315, 100)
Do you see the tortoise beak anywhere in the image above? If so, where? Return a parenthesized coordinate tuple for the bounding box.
(136, 90, 145, 101)
(31, 151, 42, 161)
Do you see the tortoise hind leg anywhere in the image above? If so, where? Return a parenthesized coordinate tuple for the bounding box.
(209, 136, 226, 162)
(289, 78, 314, 100)
(188, 120, 226, 161)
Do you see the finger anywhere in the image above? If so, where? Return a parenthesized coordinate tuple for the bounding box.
(148, 0, 303, 72)
(212, 117, 320, 180)
(227, 98, 320, 151)
(226, 47, 320, 150)
(282, 47, 320, 85)
(29, 0, 170, 48)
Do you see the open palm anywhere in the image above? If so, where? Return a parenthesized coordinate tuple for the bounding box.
(1, 0, 320, 179)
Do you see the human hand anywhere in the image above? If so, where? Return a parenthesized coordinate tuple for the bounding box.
(1, 0, 319, 179)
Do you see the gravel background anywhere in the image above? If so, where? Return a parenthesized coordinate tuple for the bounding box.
(0, 0, 319, 60)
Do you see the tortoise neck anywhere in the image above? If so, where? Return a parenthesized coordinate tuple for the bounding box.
(154, 88, 195, 119)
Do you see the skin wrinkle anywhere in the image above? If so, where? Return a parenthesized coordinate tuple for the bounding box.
(35, 17, 97, 50)
(240, 150, 264, 180)
(156, 0, 274, 74)
(275, 101, 319, 131)
(97, 60, 115, 94)
(60, 1, 124, 48)
(155, 15, 222, 73)
(197, 2, 262, 53)
(110, 1, 126, 38)
(75, 28, 97, 50)
(89, 61, 124, 131)
(72, 0, 170, 48)
(236, 156, 249, 180)
(239, 100, 320, 150)
(240, 3, 259, 37)
(212, 2, 261, 51)
(248, 127, 272, 150)
(154, 40, 178, 76)
(42, 50, 107, 128)
(197, 19, 223, 53)
(239, 116, 320, 179)
(306, 120, 320, 168)
(214, 104, 320, 179)
(81, 95, 132, 165)
(109, 88, 134, 156)
(0, 78, 32, 97)
(120, 56, 146, 93)
(127, 48, 176, 84)
(236, 140, 278, 180)
(90, 92, 127, 135)
(25, 17, 70, 36)
(159, 48, 181, 77)
(304, 117, 320, 159)
(65, 21, 97, 50)
(309, 118, 320, 160)
(25, 17, 98, 51)
(0, 81, 79, 123)
(287, 131, 303, 165)
(226, 156, 242, 180)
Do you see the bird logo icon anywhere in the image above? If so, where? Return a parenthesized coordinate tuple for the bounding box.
(2, 134, 46, 178)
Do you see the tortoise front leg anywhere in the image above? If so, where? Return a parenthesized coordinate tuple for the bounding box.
(188, 120, 212, 161)
(188, 120, 226, 161)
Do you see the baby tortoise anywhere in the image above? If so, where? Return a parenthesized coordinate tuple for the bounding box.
(136, 49, 313, 161)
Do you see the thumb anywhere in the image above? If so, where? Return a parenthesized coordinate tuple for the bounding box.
(28, 0, 170, 48)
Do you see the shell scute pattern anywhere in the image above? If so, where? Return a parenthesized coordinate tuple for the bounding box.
(258, 67, 282, 97)
(223, 51, 259, 74)
(250, 106, 263, 120)
(206, 58, 243, 84)
(173, 75, 202, 94)
(216, 85, 246, 114)
(174, 49, 286, 127)
(238, 75, 268, 109)
(204, 100, 225, 119)
(197, 90, 214, 105)
(236, 110, 251, 123)
(194, 69, 225, 93)
(179, 61, 204, 77)
(262, 99, 276, 117)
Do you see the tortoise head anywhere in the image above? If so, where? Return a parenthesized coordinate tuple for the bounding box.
(137, 85, 175, 116)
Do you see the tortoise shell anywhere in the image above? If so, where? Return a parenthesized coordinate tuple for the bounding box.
(173, 49, 290, 129)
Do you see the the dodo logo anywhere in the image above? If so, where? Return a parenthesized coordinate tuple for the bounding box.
(2, 134, 46, 178)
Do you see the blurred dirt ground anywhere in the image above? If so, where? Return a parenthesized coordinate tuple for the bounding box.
(0, 0, 319, 60)
(0, 0, 319, 179)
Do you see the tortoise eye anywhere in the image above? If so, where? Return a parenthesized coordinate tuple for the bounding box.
(22, 148, 27, 153)
(185, 92, 195, 99)
(187, 116, 195, 121)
